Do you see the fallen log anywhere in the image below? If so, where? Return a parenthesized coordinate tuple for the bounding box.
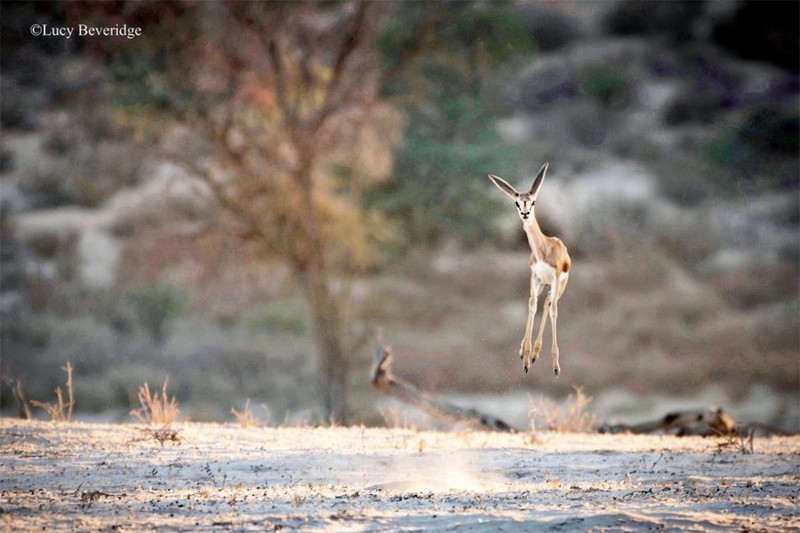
(599, 407, 736, 436)
(598, 406, 791, 437)
(370, 342, 516, 432)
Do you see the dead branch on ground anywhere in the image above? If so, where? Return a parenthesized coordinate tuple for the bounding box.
(599, 406, 791, 437)
(370, 342, 516, 433)
(1, 374, 32, 419)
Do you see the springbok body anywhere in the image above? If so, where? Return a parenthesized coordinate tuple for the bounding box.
(489, 163, 571, 376)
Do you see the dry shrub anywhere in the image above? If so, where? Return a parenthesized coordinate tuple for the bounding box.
(31, 362, 74, 422)
(529, 386, 597, 433)
(231, 399, 259, 428)
(130, 377, 180, 425)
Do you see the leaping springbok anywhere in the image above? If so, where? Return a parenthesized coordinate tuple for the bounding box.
(488, 163, 571, 376)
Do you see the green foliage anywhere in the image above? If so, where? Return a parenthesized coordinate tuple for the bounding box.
(704, 105, 799, 194)
(107, 47, 171, 109)
(372, 131, 518, 246)
(129, 284, 186, 343)
(244, 299, 310, 336)
(94, 3, 200, 114)
(375, 2, 534, 247)
(580, 63, 632, 109)
(737, 106, 799, 157)
(380, 3, 532, 93)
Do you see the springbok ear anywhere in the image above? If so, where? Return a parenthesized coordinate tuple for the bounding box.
(529, 162, 549, 196)
(488, 174, 519, 200)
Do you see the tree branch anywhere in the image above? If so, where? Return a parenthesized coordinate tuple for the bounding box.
(329, 0, 368, 94)
(308, 0, 370, 133)
(379, 5, 449, 88)
(266, 37, 295, 124)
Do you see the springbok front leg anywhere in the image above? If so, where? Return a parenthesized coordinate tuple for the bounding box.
(520, 274, 542, 373)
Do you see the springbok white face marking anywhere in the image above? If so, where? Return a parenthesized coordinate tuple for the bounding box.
(514, 193, 535, 222)
(487, 162, 571, 377)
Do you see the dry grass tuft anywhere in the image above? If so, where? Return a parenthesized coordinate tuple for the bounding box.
(231, 399, 259, 428)
(716, 428, 755, 455)
(529, 385, 598, 433)
(130, 377, 180, 425)
(31, 362, 74, 422)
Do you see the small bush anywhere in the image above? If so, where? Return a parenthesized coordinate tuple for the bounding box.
(130, 378, 180, 425)
(129, 284, 186, 343)
(31, 362, 74, 422)
(580, 63, 632, 109)
(736, 106, 799, 157)
(231, 399, 259, 428)
(529, 386, 597, 433)
(704, 107, 799, 194)
(243, 299, 310, 335)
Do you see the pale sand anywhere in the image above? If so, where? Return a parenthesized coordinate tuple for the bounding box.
(1, 420, 798, 531)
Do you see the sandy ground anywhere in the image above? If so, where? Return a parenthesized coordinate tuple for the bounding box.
(1, 420, 798, 532)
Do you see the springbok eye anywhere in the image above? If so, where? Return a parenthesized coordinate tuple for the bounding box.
(515, 201, 520, 208)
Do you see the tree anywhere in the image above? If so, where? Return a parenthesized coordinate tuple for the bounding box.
(78, 1, 400, 422)
(186, 2, 401, 422)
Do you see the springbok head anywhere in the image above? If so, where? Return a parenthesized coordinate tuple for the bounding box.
(488, 162, 549, 222)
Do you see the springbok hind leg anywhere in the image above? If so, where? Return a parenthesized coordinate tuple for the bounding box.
(549, 294, 560, 377)
(549, 275, 568, 377)
(532, 295, 551, 365)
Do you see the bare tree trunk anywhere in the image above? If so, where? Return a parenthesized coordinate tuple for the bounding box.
(293, 158, 349, 423)
(305, 270, 348, 423)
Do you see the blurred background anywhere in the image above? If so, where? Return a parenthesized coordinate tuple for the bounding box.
(1, 0, 797, 430)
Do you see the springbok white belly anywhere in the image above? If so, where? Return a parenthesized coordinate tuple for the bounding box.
(532, 261, 557, 285)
